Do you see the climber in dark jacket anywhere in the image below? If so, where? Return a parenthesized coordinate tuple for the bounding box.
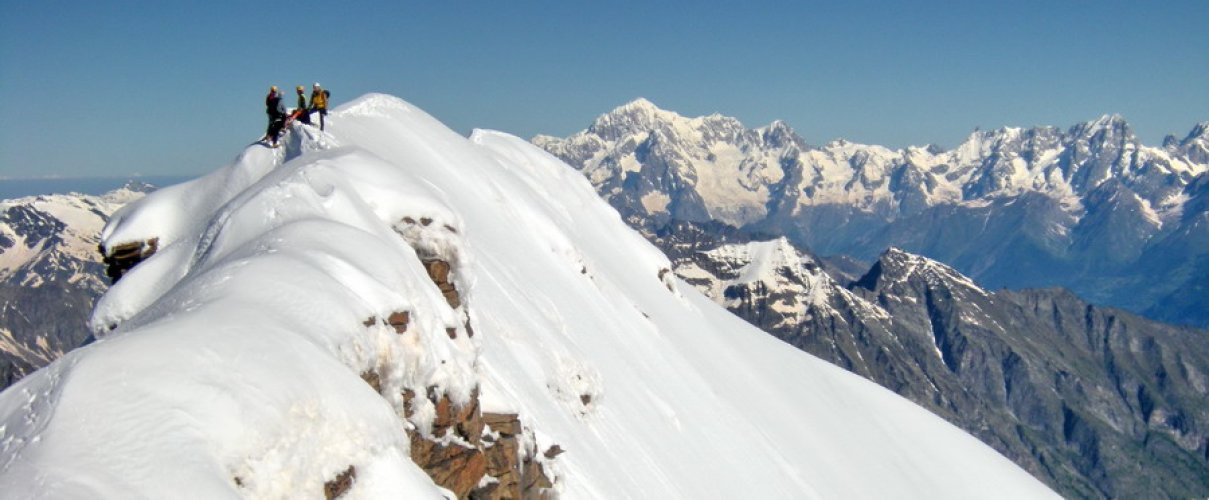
(264, 86, 288, 146)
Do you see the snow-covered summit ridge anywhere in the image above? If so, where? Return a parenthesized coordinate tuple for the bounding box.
(1, 93, 1054, 498)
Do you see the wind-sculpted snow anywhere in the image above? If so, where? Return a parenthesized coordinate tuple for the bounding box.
(0, 94, 1054, 498)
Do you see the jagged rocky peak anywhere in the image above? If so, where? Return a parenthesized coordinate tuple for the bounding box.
(854, 247, 986, 295)
(758, 119, 805, 150)
(954, 124, 1062, 160)
(1068, 113, 1136, 145)
(1187, 121, 1209, 142)
(0, 204, 66, 245)
(1168, 121, 1209, 164)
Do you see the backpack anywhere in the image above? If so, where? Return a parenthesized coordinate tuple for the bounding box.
(324, 90, 331, 99)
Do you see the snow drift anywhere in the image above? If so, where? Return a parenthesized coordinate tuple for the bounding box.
(0, 94, 1055, 498)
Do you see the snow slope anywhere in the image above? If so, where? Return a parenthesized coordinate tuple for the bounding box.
(0, 94, 1055, 498)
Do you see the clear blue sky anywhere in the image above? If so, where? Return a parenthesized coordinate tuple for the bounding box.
(2, 0, 1206, 178)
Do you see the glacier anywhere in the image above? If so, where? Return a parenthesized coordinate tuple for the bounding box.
(0, 94, 1055, 498)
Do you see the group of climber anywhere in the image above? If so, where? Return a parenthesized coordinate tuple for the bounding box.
(263, 83, 330, 147)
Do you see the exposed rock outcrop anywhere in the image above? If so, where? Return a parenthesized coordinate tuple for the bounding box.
(323, 466, 356, 500)
(402, 387, 556, 499)
(100, 237, 157, 283)
(424, 259, 462, 309)
(97, 221, 561, 498)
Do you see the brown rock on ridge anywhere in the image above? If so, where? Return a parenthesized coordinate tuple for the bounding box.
(101, 237, 159, 283)
(403, 388, 557, 499)
(324, 466, 356, 499)
(478, 412, 523, 499)
(387, 311, 410, 334)
(359, 370, 382, 393)
(411, 437, 488, 497)
(423, 259, 462, 308)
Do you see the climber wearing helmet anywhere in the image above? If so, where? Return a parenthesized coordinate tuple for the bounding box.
(309, 83, 329, 131)
(295, 85, 312, 125)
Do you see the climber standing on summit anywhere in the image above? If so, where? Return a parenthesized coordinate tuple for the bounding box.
(294, 85, 312, 125)
(309, 83, 329, 131)
(264, 86, 288, 147)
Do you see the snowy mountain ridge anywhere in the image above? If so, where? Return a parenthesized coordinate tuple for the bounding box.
(674, 236, 887, 330)
(0, 94, 1055, 498)
(536, 100, 1204, 227)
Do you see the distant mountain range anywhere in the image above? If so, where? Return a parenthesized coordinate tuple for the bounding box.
(0, 185, 148, 388)
(0, 176, 189, 200)
(535, 100, 1209, 328)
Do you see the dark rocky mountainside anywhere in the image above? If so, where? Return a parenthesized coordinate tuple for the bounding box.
(0, 186, 146, 389)
(536, 102, 1208, 328)
(854, 249, 1209, 497)
(649, 219, 1208, 498)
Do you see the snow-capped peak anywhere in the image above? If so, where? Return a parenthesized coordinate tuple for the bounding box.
(1069, 113, 1134, 142)
(586, 97, 681, 141)
(759, 119, 802, 149)
(709, 237, 808, 284)
(618, 96, 659, 112)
